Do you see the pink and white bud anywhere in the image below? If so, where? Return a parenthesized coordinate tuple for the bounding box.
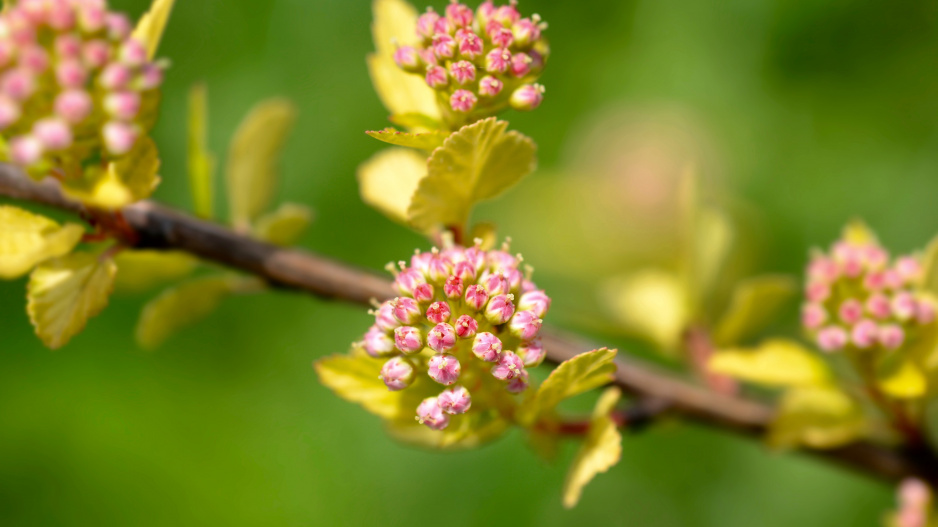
(454, 314, 478, 339)
(490, 26, 514, 47)
(433, 16, 455, 36)
(0, 40, 13, 67)
(2, 69, 35, 100)
(510, 83, 544, 111)
(511, 52, 532, 77)
(851, 319, 879, 349)
(864, 271, 887, 291)
(391, 297, 422, 324)
(55, 59, 87, 88)
(99, 63, 131, 90)
(472, 332, 502, 362)
(485, 47, 511, 73)
(464, 245, 487, 270)
(394, 267, 426, 295)
(900, 479, 932, 510)
(443, 275, 464, 299)
(506, 369, 529, 393)
(20, 46, 48, 73)
(425, 64, 448, 88)
(0, 96, 19, 129)
(917, 298, 936, 325)
(438, 385, 471, 414)
(457, 31, 483, 59)
(867, 293, 892, 320)
(416, 397, 450, 430)
(380, 356, 416, 391)
(805, 282, 831, 303)
(431, 33, 456, 59)
(373, 301, 399, 332)
(518, 290, 550, 317)
(478, 75, 503, 97)
(427, 253, 452, 283)
(484, 294, 515, 325)
(494, 3, 521, 25)
(883, 269, 904, 290)
(428, 323, 457, 352)
(838, 299, 863, 325)
(802, 303, 827, 330)
(446, 2, 474, 27)
(428, 354, 461, 385)
(426, 302, 452, 324)
(450, 60, 476, 84)
(450, 89, 477, 112)
(412, 283, 435, 304)
(105, 13, 131, 40)
(808, 256, 839, 282)
(492, 350, 525, 381)
(481, 272, 509, 296)
(54, 34, 82, 58)
(465, 284, 489, 311)
(394, 326, 424, 354)
(33, 118, 72, 150)
(47, 3, 76, 30)
(519, 338, 546, 367)
(880, 324, 905, 350)
(512, 17, 542, 48)
(364, 326, 396, 358)
(892, 292, 917, 321)
(509, 310, 542, 340)
(104, 91, 141, 120)
(452, 260, 477, 282)
(82, 39, 111, 68)
(477, 0, 496, 25)
(416, 9, 441, 39)
(54, 89, 91, 124)
(817, 326, 848, 352)
(393, 45, 422, 72)
(9, 134, 42, 165)
(863, 245, 889, 270)
(119, 39, 147, 67)
(897, 257, 922, 284)
(138, 63, 164, 90)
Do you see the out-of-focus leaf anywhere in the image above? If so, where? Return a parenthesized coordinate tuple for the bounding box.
(357, 147, 426, 225)
(842, 219, 878, 245)
(713, 275, 797, 346)
(26, 252, 116, 349)
(132, 0, 175, 59)
(0, 206, 84, 279)
(768, 385, 865, 450)
(135, 275, 259, 349)
(226, 99, 297, 226)
(114, 250, 197, 293)
(920, 236, 938, 297)
(562, 387, 622, 508)
(877, 352, 927, 399)
(708, 339, 829, 388)
(367, 0, 440, 119)
(188, 83, 216, 218)
(522, 348, 617, 424)
(63, 165, 133, 209)
(108, 136, 161, 202)
(601, 269, 689, 354)
(386, 410, 509, 450)
(366, 128, 446, 150)
(252, 203, 313, 246)
(408, 118, 536, 231)
(691, 206, 733, 302)
(389, 113, 443, 131)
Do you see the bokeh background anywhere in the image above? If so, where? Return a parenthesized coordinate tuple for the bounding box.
(3, 0, 938, 525)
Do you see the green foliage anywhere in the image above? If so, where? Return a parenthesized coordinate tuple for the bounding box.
(365, 128, 446, 150)
(188, 83, 216, 219)
(713, 276, 796, 347)
(768, 385, 866, 450)
(113, 250, 197, 293)
(357, 147, 426, 226)
(562, 387, 622, 508)
(0, 205, 84, 279)
(522, 348, 617, 425)
(709, 339, 829, 388)
(601, 270, 689, 354)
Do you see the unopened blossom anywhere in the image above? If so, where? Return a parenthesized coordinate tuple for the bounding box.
(509, 83, 544, 111)
(892, 479, 933, 527)
(0, 0, 166, 171)
(359, 240, 551, 430)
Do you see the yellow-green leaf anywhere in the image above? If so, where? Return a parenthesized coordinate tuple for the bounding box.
(388, 112, 443, 131)
(62, 165, 134, 209)
(113, 250, 197, 293)
(226, 99, 297, 226)
(0, 205, 84, 279)
(562, 387, 622, 508)
(385, 410, 510, 450)
(920, 235, 938, 297)
(841, 219, 878, 245)
(366, 128, 446, 150)
(357, 147, 426, 225)
(367, 0, 440, 119)
(108, 136, 161, 202)
(690, 206, 733, 303)
(708, 339, 829, 388)
(315, 350, 429, 421)
(877, 352, 927, 399)
(252, 203, 313, 246)
(132, 0, 175, 59)
(600, 269, 689, 354)
(768, 385, 866, 449)
(523, 348, 617, 424)
(135, 275, 258, 349)
(713, 275, 797, 346)
(408, 118, 536, 231)
(26, 252, 116, 349)
(187, 83, 216, 218)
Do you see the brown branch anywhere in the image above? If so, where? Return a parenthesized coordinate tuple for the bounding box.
(1, 163, 936, 486)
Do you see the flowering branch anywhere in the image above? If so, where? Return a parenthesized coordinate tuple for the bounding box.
(1, 163, 934, 486)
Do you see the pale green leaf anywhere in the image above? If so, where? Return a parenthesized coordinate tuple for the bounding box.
(27, 252, 116, 349)
(523, 348, 617, 424)
(388, 112, 443, 131)
(600, 269, 689, 354)
(691, 206, 733, 302)
(562, 387, 622, 508)
(357, 147, 426, 225)
(768, 385, 866, 449)
(226, 99, 297, 226)
(135, 275, 259, 349)
(366, 128, 446, 150)
(877, 352, 928, 399)
(188, 83, 216, 218)
(108, 136, 161, 202)
(252, 203, 313, 246)
(62, 165, 135, 209)
(713, 275, 797, 346)
(920, 235, 938, 297)
(708, 339, 829, 388)
(0, 205, 84, 279)
(408, 118, 536, 231)
(132, 0, 175, 59)
(113, 250, 197, 293)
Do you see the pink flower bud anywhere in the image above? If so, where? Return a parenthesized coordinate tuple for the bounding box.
(465, 284, 489, 311)
(494, 3, 521, 25)
(105, 13, 131, 40)
(450, 60, 476, 84)
(426, 302, 451, 324)
(485, 47, 511, 73)
(433, 16, 455, 35)
(54, 89, 91, 123)
(492, 350, 524, 381)
(491, 26, 514, 47)
(506, 369, 529, 393)
(394, 267, 426, 295)
(82, 39, 111, 68)
(452, 260, 476, 282)
(808, 256, 838, 282)
(0, 96, 20, 129)
(394, 326, 424, 354)
(472, 332, 502, 362)
(103, 121, 139, 155)
(802, 303, 827, 330)
(10, 134, 42, 165)
(851, 319, 879, 349)
(518, 290, 550, 317)
(917, 299, 936, 325)
(839, 299, 863, 324)
(443, 275, 464, 299)
(412, 283, 435, 303)
(119, 39, 147, 67)
(511, 52, 532, 77)
(428, 323, 457, 352)
(450, 89, 477, 112)
(427, 254, 452, 283)
(485, 294, 515, 325)
(428, 354, 461, 385)
(481, 271, 509, 296)
(863, 246, 888, 270)
(139, 63, 164, 90)
(104, 91, 141, 120)
(33, 118, 72, 150)
(432, 33, 456, 58)
(411, 251, 433, 272)
(896, 257, 922, 284)
(438, 385, 472, 414)
(465, 245, 488, 269)
(2, 69, 35, 100)
(479, 75, 503, 97)
(393, 45, 422, 72)
(867, 293, 892, 319)
(416, 397, 450, 430)
(454, 314, 478, 339)
(78, 5, 106, 32)
(55, 59, 87, 88)
(21, 46, 48, 73)
(100, 63, 131, 90)
(509, 310, 542, 340)
(0, 40, 13, 67)
(900, 479, 932, 509)
(374, 301, 399, 332)
(364, 325, 396, 357)
(892, 292, 917, 321)
(477, 0, 496, 23)
(391, 297, 422, 324)
(512, 17, 542, 48)
(883, 269, 904, 289)
(416, 9, 440, 39)
(880, 324, 905, 350)
(425, 64, 448, 88)
(48, 3, 76, 30)
(55, 34, 82, 58)
(380, 356, 416, 390)
(817, 326, 848, 352)
(510, 83, 544, 111)
(519, 338, 546, 367)
(864, 271, 887, 291)
(457, 31, 483, 59)
(446, 2, 474, 27)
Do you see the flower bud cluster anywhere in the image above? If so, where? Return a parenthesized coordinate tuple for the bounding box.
(0, 0, 165, 171)
(893, 479, 932, 527)
(394, 0, 548, 123)
(802, 235, 936, 353)
(362, 240, 551, 430)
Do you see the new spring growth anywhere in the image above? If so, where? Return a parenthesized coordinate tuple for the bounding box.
(802, 233, 937, 353)
(360, 239, 551, 430)
(394, 0, 548, 124)
(0, 0, 165, 172)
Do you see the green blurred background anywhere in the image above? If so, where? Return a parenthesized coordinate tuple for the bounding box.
(4, 0, 938, 524)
